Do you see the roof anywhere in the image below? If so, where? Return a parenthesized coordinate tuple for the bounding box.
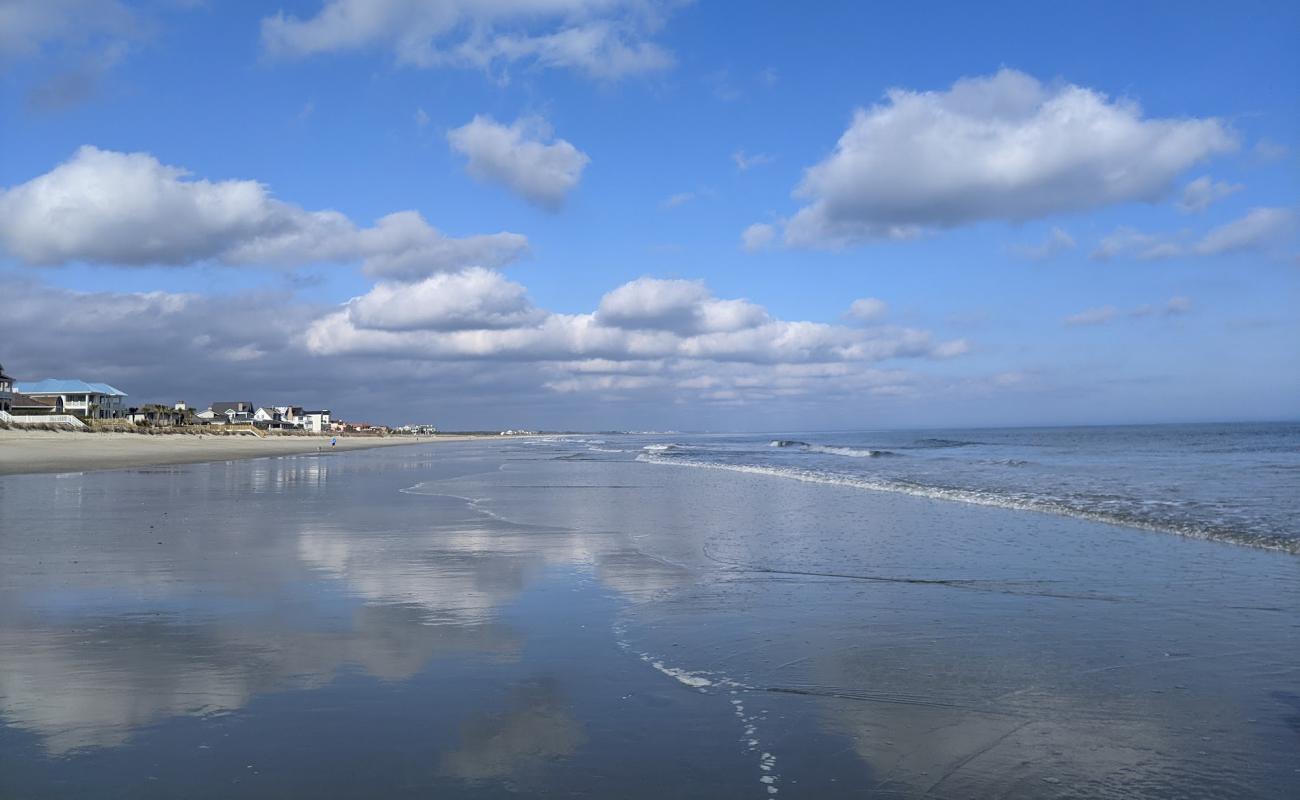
(11, 392, 55, 408)
(210, 401, 253, 413)
(0, 363, 13, 381)
(16, 379, 127, 396)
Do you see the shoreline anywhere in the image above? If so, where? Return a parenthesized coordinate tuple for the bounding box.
(0, 428, 499, 476)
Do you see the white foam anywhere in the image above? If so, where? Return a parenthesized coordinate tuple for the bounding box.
(646, 658, 712, 688)
(635, 454, 1296, 553)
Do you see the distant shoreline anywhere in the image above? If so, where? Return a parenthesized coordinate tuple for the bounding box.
(0, 429, 500, 477)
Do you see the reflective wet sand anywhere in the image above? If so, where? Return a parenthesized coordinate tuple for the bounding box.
(1, 439, 1296, 798)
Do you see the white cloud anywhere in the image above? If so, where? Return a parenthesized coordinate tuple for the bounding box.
(1194, 207, 1294, 256)
(1066, 296, 1192, 326)
(1011, 226, 1076, 260)
(732, 150, 773, 171)
(1177, 176, 1242, 214)
(0, 146, 528, 277)
(414, 107, 430, 129)
(596, 278, 770, 335)
(1091, 208, 1295, 260)
(846, 297, 888, 323)
(346, 268, 544, 332)
(448, 116, 590, 211)
(307, 273, 969, 370)
(741, 222, 776, 252)
(775, 69, 1236, 248)
(260, 0, 676, 81)
(662, 191, 695, 209)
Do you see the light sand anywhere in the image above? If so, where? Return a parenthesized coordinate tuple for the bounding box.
(0, 429, 491, 476)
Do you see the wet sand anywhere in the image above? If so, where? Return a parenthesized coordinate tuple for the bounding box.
(0, 429, 493, 476)
(0, 437, 1295, 798)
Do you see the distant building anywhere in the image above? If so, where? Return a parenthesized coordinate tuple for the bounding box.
(0, 363, 12, 414)
(303, 410, 330, 433)
(127, 404, 194, 427)
(274, 406, 305, 426)
(203, 401, 255, 424)
(10, 393, 56, 415)
(15, 379, 128, 419)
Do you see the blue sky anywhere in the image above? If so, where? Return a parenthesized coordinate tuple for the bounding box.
(1, 0, 1296, 429)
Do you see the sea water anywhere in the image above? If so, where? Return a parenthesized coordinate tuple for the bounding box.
(625, 422, 1300, 553)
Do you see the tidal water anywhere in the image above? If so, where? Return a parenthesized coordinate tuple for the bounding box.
(1, 431, 1297, 798)
(634, 422, 1300, 553)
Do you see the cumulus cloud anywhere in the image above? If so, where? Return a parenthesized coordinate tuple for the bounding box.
(1092, 208, 1295, 260)
(448, 116, 590, 211)
(346, 268, 545, 332)
(772, 69, 1236, 248)
(1011, 226, 1076, 260)
(307, 272, 969, 372)
(260, 0, 676, 81)
(846, 297, 888, 323)
(1177, 176, 1242, 214)
(1066, 296, 1191, 326)
(741, 222, 776, 252)
(0, 267, 981, 427)
(595, 278, 770, 335)
(0, 146, 528, 277)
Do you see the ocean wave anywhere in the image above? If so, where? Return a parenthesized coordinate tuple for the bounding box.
(910, 438, 981, 448)
(768, 440, 896, 458)
(806, 445, 898, 458)
(635, 454, 1297, 555)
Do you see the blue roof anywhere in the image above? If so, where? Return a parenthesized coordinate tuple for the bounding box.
(15, 379, 127, 397)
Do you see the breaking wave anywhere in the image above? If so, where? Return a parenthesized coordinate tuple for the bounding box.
(636, 454, 1297, 554)
(768, 440, 896, 458)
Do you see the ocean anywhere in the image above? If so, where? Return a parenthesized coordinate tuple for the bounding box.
(622, 422, 1300, 553)
(1, 426, 1296, 798)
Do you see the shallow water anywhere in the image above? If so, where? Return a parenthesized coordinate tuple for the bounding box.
(634, 423, 1300, 553)
(0, 436, 1297, 798)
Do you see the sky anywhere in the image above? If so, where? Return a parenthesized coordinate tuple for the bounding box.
(0, 0, 1297, 431)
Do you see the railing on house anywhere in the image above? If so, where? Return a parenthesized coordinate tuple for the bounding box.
(0, 410, 87, 428)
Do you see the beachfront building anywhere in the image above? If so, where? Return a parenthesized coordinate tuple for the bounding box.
(15, 379, 128, 419)
(303, 410, 330, 433)
(202, 401, 255, 425)
(274, 406, 305, 426)
(0, 363, 12, 413)
(127, 404, 195, 427)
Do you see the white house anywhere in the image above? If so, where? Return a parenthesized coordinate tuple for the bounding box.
(303, 410, 331, 433)
(253, 407, 279, 424)
(14, 379, 128, 419)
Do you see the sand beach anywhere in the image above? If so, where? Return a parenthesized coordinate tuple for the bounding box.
(0, 428, 491, 476)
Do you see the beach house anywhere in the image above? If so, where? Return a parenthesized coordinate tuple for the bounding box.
(15, 379, 128, 419)
(0, 363, 12, 414)
(303, 410, 331, 433)
(201, 401, 255, 425)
